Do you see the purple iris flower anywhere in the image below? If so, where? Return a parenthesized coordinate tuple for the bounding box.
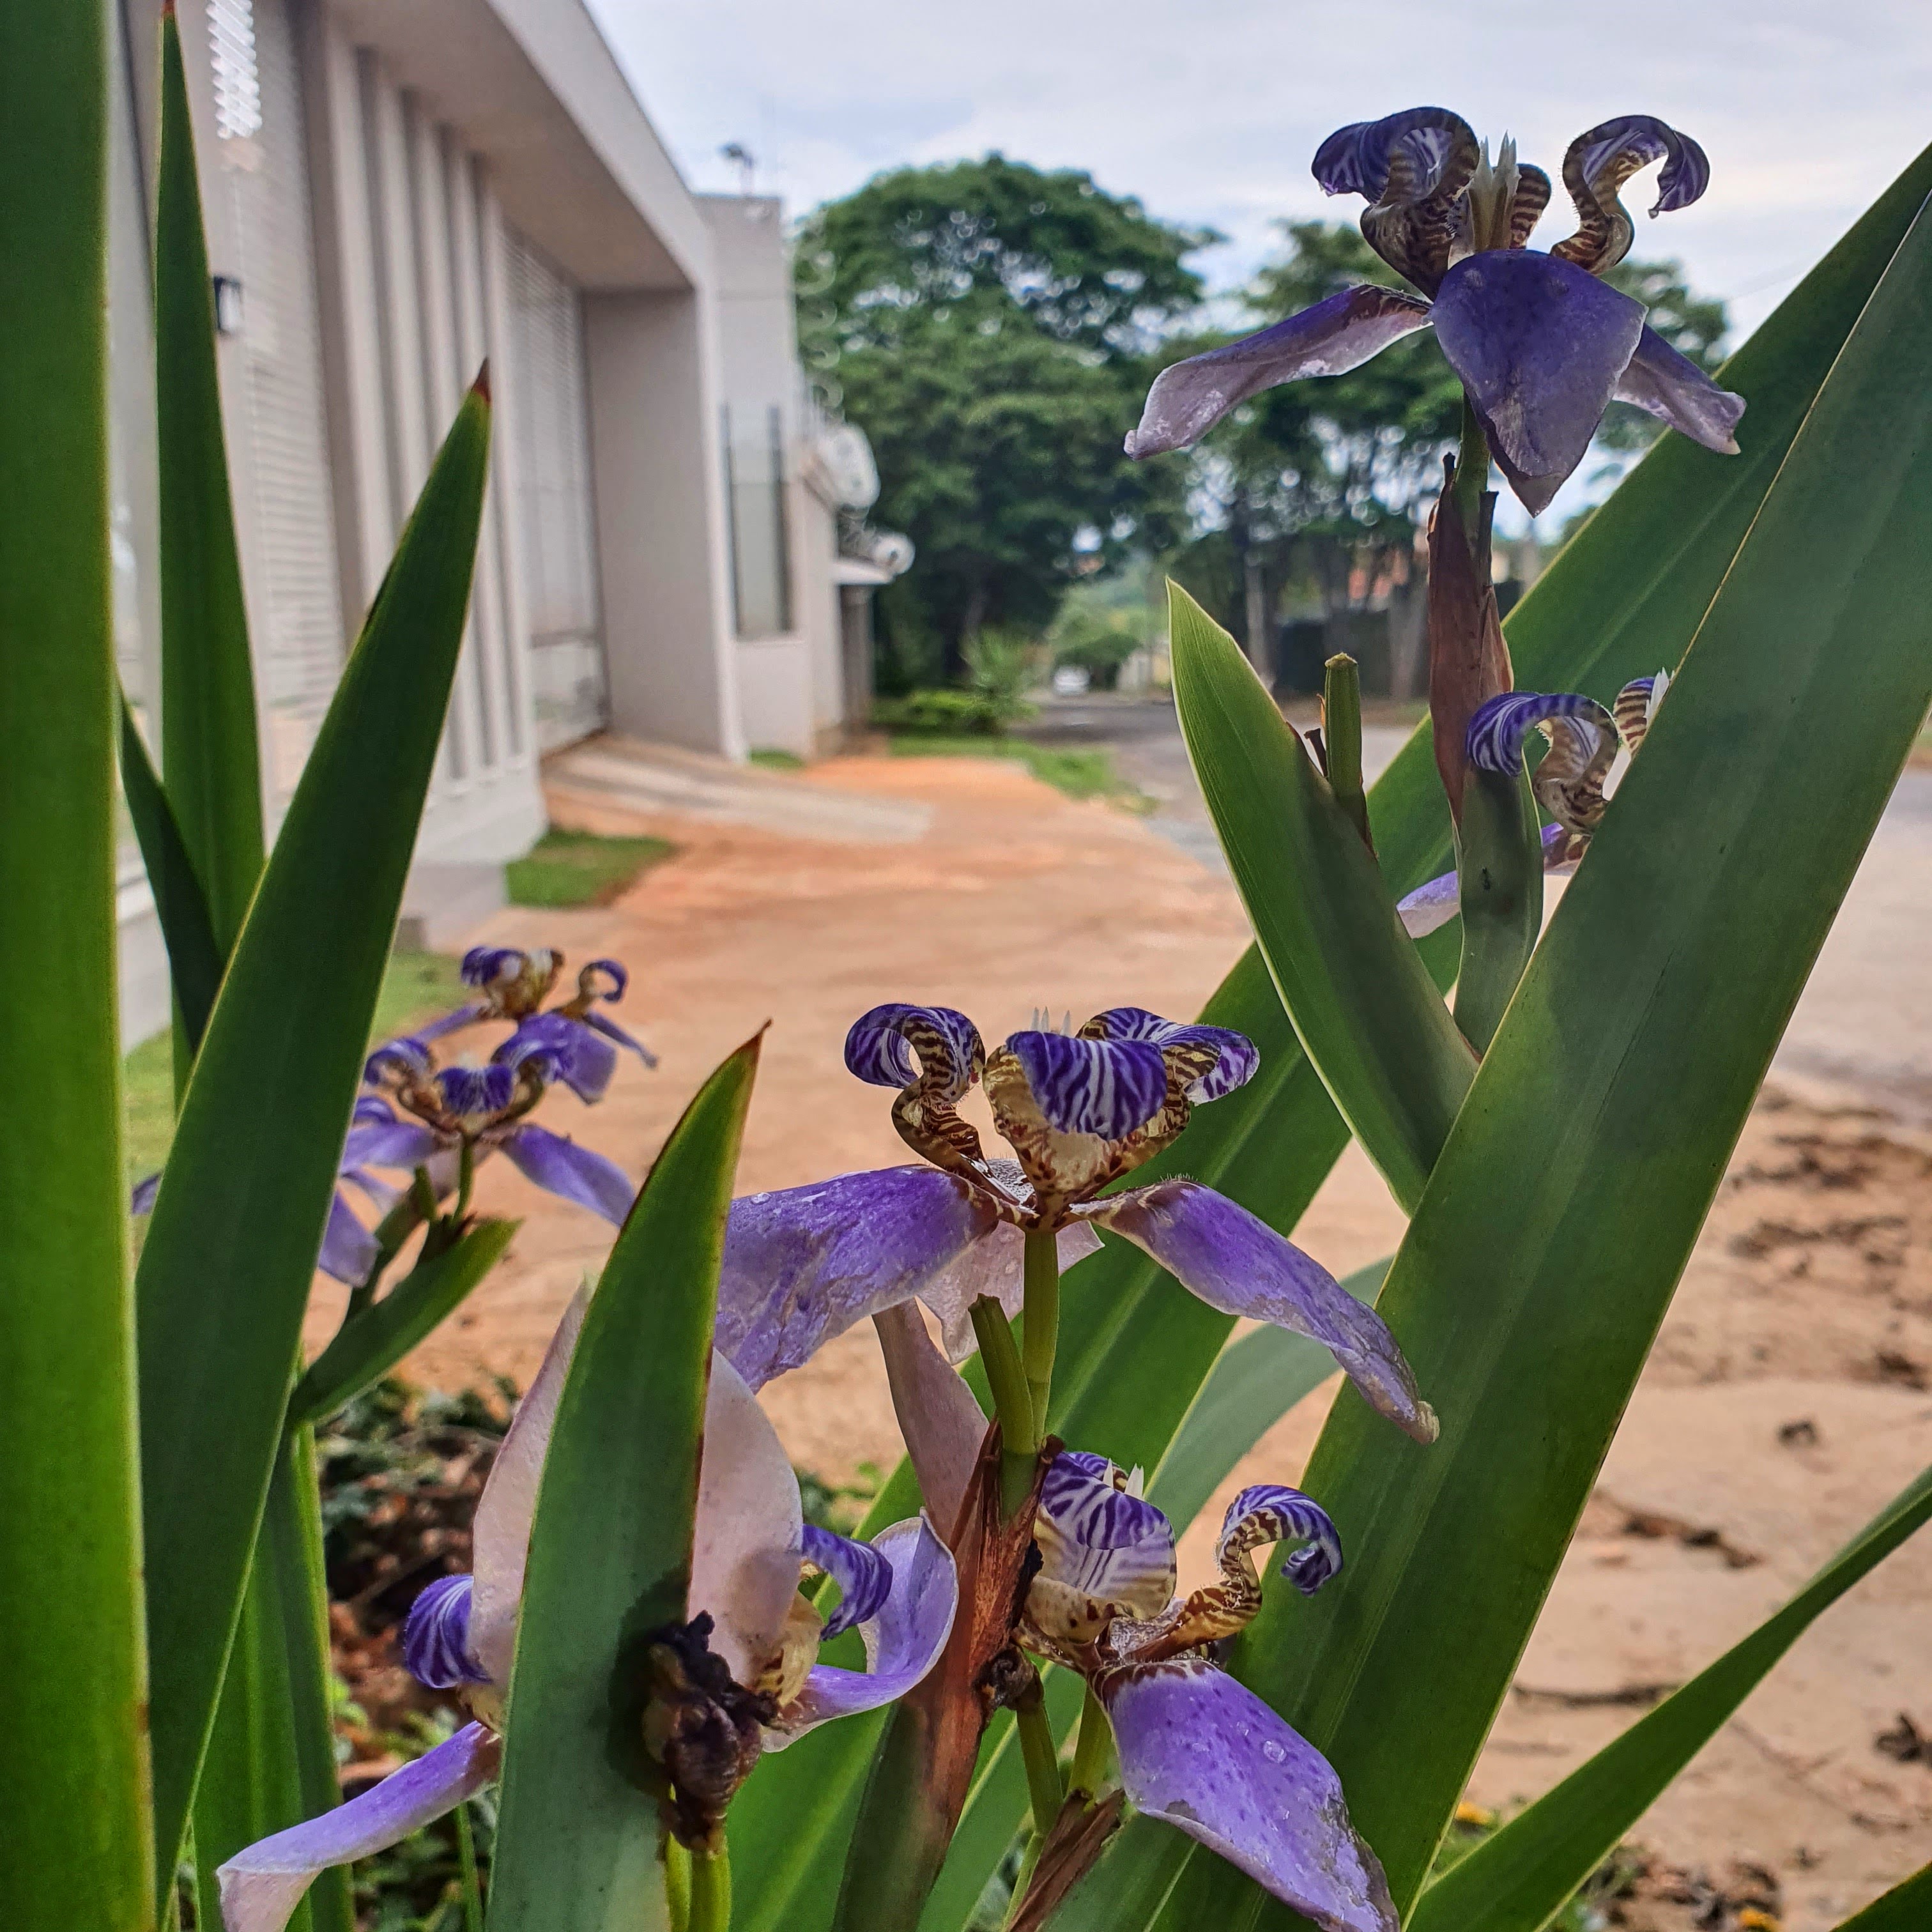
(1398, 670, 1667, 937)
(1017, 1450, 1393, 1932)
(351, 1026, 638, 1237)
(716, 1004, 1436, 1445)
(216, 1293, 959, 1932)
(1127, 110, 1744, 514)
(417, 946, 658, 1100)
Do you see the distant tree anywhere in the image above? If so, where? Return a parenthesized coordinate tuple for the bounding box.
(797, 156, 1213, 678)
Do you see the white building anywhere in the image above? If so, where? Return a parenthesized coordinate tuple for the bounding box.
(107, 0, 904, 1041)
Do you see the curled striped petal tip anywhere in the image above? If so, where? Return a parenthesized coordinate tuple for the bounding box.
(844, 1002, 985, 1100)
(1554, 116, 1709, 274)
(1100, 1659, 1397, 1932)
(578, 955, 629, 1000)
(1613, 666, 1671, 751)
(1466, 690, 1615, 774)
(1221, 1484, 1343, 1597)
(1080, 1007, 1260, 1104)
(1030, 1450, 1178, 1638)
(364, 1034, 431, 1086)
(402, 1573, 488, 1687)
(801, 1523, 894, 1637)
(1313, 107, 1479, 292)
(1002, 1029, 1169, 1139)
(460, 944, 561, 1012)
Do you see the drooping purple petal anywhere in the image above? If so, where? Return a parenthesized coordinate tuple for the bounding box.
(1126, 286, 1433, 459)
(132, 1172, 160, 1216)
(1005, 1031, 1169, 1140)
(1466, 691, 1614, 776)
(1613, 325, 1744, 454)
(843, 1004, 985, 1100)
(871, 1304, 986, 1536)
(1032, 1451, 1177, 1625)
(716, 1166, 1000, 1389)
(402, 1574, 487, 1687)
(412, 1001, 486, 1045)
(1081, 1009, 1260, 1104)
(764, 1515, 958, 1747)
(470, 1285, 587, 1685)
(1100, 1659, 1397, 1932)
(341, 1102, 443, 1172)
(499, 1123, 635, 1225)
(1430, 249, 1645, 516)
(1086, 1180, 1436, 1443)
(318, 1193, 380, 1285)
(1220, 1484, 1342, 1596)
(690, 1351, 805, 1685)
(498, 1009, 616, 1103)
(217, 1723, 501, 1932)
(583, 1007, 659, 1070)
(802, 1524, 894, 1637)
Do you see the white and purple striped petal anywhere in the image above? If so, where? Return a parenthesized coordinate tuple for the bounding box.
(1086, 1180, 1436, 1444)
(1613, 326, 1744, 454)
(715, 1166, 1000, 1389)
(1099, 1658, 1397, 1932)
(1312, 107, 1475, 205)
(764, 1515, 958, 1748)
(364, 1034, 431, 1087)
(801, 1523, 894, 1638)
(437, 1064, 517, 1120)
(1220, 1484, 1342, 1597)
(1032, 1450, 1177, 1629)
(217, 1722, 500, 1932)
(1004, 1031, 1168, 1139)
(499, 1123, 635, 1225)
(1125, 286, 1433, 459)
(402, 1573, 487, 1687)
(1466, 691, 1614, 776)
(1430, 249, 1646, 515)
(1081, 1009, 1260, 1104)
(844, 1003, 985, 1100)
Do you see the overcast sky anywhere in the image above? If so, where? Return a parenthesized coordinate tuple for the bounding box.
(584, 1, 1931, 526)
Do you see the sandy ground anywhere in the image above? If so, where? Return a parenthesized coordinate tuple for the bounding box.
(314, 747, 1932, 1929)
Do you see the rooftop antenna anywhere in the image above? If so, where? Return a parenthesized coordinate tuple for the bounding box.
(720, 141, 756, 196)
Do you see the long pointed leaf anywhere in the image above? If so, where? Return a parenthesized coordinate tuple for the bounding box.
(1411, 1459, 1932, 1932)
(156, 6, 263, 959)
(1234, 184, 1932, 1926)
(119, 691, 224, 1048)
(139, 379, 491, 1889)
(0, 0, 152, 1922)
(1055, 136, 1932, 1932)
(488, 1037, 762, 1931)
(1170, 586, 1474, 1212)
(1832, 1864, 1932, 1931)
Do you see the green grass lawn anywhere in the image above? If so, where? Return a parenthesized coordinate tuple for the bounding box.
(747, 747, 806, 772)
(125, 949, 468, 1182)
(886, 733, 1151, 811)
(505, 826, 675, 909)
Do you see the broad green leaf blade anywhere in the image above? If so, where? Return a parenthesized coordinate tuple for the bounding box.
(1064, 137, 1932, 1932)
(488, 1036, 761, 1932)
(192, 1431, 354, 1932)
(1411, 1459, 1932, 1932)
(1832, 1864, 1932, 1931)
(0, 0, 152, 1922)
(1234, 187, 1932, 1924)
(139, 380, 491, 1889)
(1045, 1816, 1193, 1932)
(1169, 586, 1473, 1213)
(156, 8, 263, 960)
(288, 1219, 519, 1426)
(1145, 1259, 1390, 1533)
(119, 691, 224, 1049)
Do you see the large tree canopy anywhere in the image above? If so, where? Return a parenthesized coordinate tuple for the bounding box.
(796, 156, 1213, 678)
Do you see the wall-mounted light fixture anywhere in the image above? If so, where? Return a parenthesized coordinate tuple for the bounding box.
(212, 275, 244, 337)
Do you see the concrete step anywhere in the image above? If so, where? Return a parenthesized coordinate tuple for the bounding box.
(544, 734, 931, 845)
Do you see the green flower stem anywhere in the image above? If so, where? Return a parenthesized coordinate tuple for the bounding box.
(1020, 1230, 1060, 1438)
(970, 1294, 1039, 1517)
(456, 1138, 475, 1220)
(1015, 1689, 1065, 1834)
(664, 1838, 692, 1932)
(689, 1841, 732, 1932)
(1067, 1683, 1114, 1799)
(1322, 654, 1373, 851)
(1001, 1829, 1049, 1932)
(454, 1799, 485, 1932)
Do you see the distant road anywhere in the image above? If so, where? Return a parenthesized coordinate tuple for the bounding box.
(1023, 694, 1931, 1112)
